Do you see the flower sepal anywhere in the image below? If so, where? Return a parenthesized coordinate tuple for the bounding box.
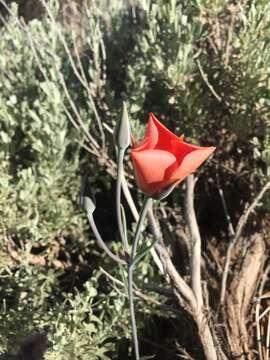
(150, 180, 179, 200)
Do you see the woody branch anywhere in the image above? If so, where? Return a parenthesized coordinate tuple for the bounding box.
(185, 174, 219, 360)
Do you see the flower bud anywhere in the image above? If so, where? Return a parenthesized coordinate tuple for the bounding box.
(80, 177, 96, 215)
(113, 102, 131, 150)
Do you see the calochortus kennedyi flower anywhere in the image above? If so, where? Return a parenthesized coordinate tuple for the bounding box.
(131, 113, 216, 197)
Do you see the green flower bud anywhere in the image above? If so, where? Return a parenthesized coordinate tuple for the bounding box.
(80, 177, 96, 215)
(113, 102, 131, 150)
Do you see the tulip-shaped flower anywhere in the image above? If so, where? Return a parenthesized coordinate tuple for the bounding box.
(131, 113, 216, 197)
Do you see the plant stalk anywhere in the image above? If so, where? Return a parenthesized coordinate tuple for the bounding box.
(116, 148, 130, 255)
(128, 196, 152, 360)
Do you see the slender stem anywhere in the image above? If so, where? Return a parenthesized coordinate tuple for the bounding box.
(128, 196, 152, 360)
(128, 267, 139, 359)
(131, 197, 153, 260)
(87, 214, 126, 265)
(116, 148, 130, 255)
(185, 175, 203, 309)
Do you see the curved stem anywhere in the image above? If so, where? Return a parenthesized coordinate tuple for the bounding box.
(128, 196, 152, 360)
(116, 148, 130, 255)
(87, 214, 126, 265)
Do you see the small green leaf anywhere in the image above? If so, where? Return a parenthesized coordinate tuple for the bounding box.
(131, 238, 158, 267)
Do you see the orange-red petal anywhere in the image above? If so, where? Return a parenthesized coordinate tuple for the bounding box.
(170, 146, 216, 183)
(133, 113, 179, 152)
(131, 149, 178, 194)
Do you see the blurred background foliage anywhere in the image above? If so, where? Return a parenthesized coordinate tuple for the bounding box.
(0, 0, 270, 359)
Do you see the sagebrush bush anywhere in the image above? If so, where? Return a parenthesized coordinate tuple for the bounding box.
(0, 3, 129, 358)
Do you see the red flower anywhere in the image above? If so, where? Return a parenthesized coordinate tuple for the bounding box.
(131, 113, 216, 197)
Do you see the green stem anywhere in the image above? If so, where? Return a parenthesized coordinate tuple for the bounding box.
(116, 148, 130, 255)
(128, 196, 152, 360)
(87, 214, 126, 266)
